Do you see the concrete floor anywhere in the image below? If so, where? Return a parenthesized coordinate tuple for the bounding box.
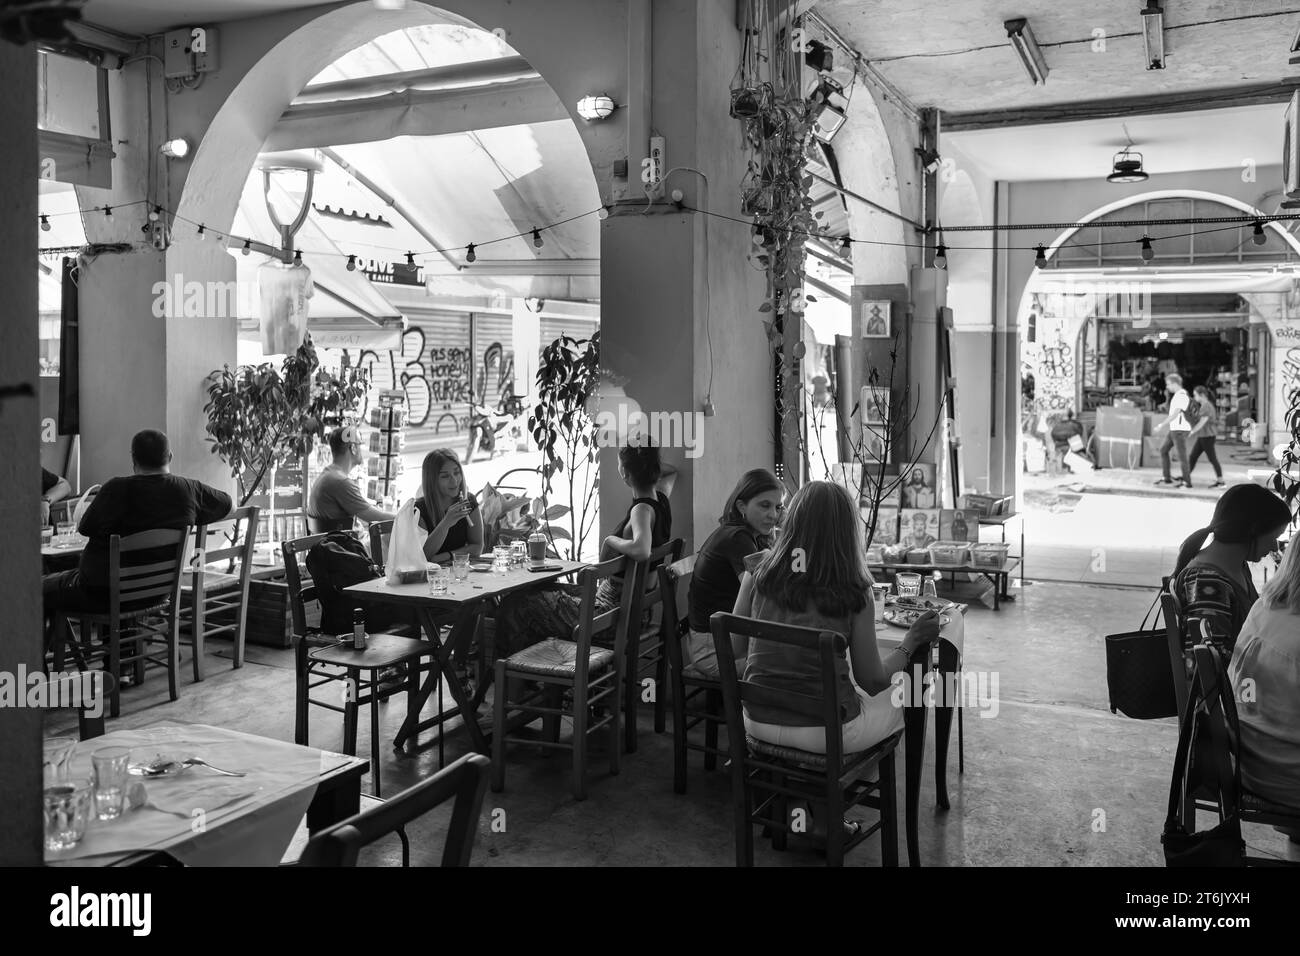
(50, 578, 1298, 866)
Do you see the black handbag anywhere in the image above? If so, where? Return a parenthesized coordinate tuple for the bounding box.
(1104, 594, 1178, 719)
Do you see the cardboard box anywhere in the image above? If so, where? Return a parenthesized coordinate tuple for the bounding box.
(1095, 405, 1145, 469)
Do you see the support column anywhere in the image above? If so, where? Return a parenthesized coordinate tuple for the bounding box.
(0, 39, 42, 866)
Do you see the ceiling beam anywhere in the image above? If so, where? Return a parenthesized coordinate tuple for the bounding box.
(294, 56, 538, 104)
(265, 77, 568, 150)
(943, 81, 1300, 131)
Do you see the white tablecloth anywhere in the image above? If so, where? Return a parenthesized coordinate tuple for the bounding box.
(46, 722, 354, 866)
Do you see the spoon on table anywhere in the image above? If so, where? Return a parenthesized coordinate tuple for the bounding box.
(181, 757, 246, 777)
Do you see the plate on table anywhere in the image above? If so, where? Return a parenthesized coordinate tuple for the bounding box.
(128, 753, 189, 777)
(888, 595, 955, 613)
(883, 607, 952, 629)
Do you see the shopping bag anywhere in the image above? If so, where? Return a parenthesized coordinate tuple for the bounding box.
(1067, 434, 1086, 452)
(71, 483, 101, 530)
(385, 498, 428, 585)
(1063, 450, 1094, 472)
(1104, 594, 1178, 719)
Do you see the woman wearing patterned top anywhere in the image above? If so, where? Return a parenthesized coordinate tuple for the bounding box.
(1171, 483, 1291, 657)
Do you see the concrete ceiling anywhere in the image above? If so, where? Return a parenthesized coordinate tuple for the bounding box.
(815, 0, 1300, 115)
(946, 102, 1286, 181)
(82, 0, 339, 36)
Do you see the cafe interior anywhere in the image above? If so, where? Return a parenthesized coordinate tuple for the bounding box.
(4, 0, 1300, 873)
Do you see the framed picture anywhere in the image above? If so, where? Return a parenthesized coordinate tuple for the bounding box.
(868, 507, 900, 546)
(939, 508, 980, 542)
(899, 462, 937, 509)
(860, 298, 892, 339)
(900, 508, 940, 549)
(860, 386, 891, 425)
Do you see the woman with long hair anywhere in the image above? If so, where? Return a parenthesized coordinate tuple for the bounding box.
(1186, 385, 1224, 488)
(731, 481, 939, 756)
(684, 469, 783, 678)
(1171, 483, 1291, 655)
(1229, 531, 1300, 822)
(417, 449, 484, 564)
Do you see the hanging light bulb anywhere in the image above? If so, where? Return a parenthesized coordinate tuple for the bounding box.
(1252, 221, 1267, 246)
(103, 205, 113, 218)
(293, 249, 302, 265)
(1034, 244, 1047, 268)
(241, 239, 252, 256)
(148, 205, 161, 222)
(196, 223, 206, 240)
(839, 235, 852, 257)
(597, 205, 611, 220)
(1139, 236, 1154, 262)
(532, 228, 544, 248)
(40, 214, 51, 232)
(346, 254, 357, 272)
(934, 243, 947, 270)
(465, 243, 476, 263)
(406, 251, 416, 267)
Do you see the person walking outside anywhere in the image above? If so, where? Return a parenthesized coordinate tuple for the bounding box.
(1186, 385, 1225, 488)
(1153, 373, 1193, 489)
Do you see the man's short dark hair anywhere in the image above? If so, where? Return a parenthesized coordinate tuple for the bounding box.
(619, 442, 661, 488)
(131, 429, 170, 469)
(328, 428, 349, 457)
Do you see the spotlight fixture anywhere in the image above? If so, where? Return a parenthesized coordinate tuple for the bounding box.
(160, 138, 190, 159)
(576, 95, 616, 121)
(532, 228, 544, 248)
(40, 214, 50, 232)
(1107, 148, 1149, 183)
(1139, 236, 1154, 262)
(810, 77, 848, 142)
(1141, 1, 1165, 70)
(934, 242, 947, 270)
(1253, 221, 1268, 245)
(1034, 244, 1047, 268)
(241, 239, 252, 256)
(346, 254, 357, 272)
(804, 38, 834, 73)
(465, 243, 476, 263)
(1005, 18, 1049, 86)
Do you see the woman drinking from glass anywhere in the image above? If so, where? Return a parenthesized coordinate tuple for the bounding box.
(417, 449, 484, 564)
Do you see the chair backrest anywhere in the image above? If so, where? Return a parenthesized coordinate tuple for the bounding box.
(658, 552, 697, 644)
(282, 532, 332, 639)
(298, 753, 491, 867)
(107, 527, 189, 618)
(709, 611, 851, 769)
(305, 512, 352, 535)
(368, 520, 394, 572)
(631, 538, 683, 630)
(570, 556, 646, 674)
(1160, 591, 1192, 725)
(192, 505, 260, 575)
(1190, 642, 1241, 810)
(41, 672, 106, 741)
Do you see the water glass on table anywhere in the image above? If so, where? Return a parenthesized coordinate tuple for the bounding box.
(426, 564, 448, 596)
(896, 572, 922, 598)
(509, 540, 527, 568)
(43, 736, 76, 787)
(451, 552, 470, 583)
(92, 746, 130, 820)
(491, 546, 510, 576)
(871, 584, 890, 624)
(44, 777, 93, 851)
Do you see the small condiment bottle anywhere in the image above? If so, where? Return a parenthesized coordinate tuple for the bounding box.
(352, 608, 367, 651)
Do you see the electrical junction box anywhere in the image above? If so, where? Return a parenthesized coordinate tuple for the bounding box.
(164, 27, 218, 79)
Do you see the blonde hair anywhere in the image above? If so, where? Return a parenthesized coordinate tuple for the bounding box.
(1261, 538, 1300, 615)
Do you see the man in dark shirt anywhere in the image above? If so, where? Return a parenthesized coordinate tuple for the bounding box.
(43, 429, 232, 615)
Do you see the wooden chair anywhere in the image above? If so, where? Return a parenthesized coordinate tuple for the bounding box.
(282, 532, 433, 797)
(178, 505, 260, 682)
(52, 527, 189, 718)
(622, 538, 682, 753)
(659, 553, 727, 794)
(1183, 643, 1300, 866)
(1160, 589, 1193, 725)
(709, 611, 904, 867)
(368, 519, 394, 572)
(40, 671, 105, 741)
(491, 556, 645, 800)
(299, 753, 490, 867)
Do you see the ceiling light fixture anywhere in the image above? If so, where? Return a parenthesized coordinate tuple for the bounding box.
(576, 95, 616, 121)
(346, 254, 357, 272)
(933, 241, 947, 270)
(1141, 1, 1166, 70)
(160, 138, 190, 159)
(532, 228, 544, 248)
(1034, 244, 1047, 268)
(1139, 236, 1154, 262)
(1005, 18, 1049, 86)
(1107, 147, 1149, 183)
(839, 235, 852, 257)
(1253, 221, 1268, 245)
(465, 243, 476, 264)
(40, 214, 50, 232)
(810, 77, 848, 142)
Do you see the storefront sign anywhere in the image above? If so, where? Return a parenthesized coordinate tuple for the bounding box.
(311, 328, 402, 350)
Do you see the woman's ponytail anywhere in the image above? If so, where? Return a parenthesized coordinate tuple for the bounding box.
(1173, 527, 1212, 577)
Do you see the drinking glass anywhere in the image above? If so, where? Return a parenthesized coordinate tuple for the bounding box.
(922, 575, 938, 599)
(91, 746, 130, 821)
(896, 572, 922, 598)
(509, 540, 527, 568)
(871, 584, 889, 624)
(44, 777, 93, 852)
(492, 546, 510, 576)
(452, 553, 470, 583)
(426, 564, 448, 596)
(43, 736, 76, 787)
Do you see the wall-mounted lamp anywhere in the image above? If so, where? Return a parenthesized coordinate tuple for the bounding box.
(1005, 18, 1049, 86)
(1141, 1, 1165, 70)
(576, 95, 617, 121)
(160, 138, 189, 158)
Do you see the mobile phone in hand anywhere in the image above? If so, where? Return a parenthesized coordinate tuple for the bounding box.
(460, 490, 478, 512)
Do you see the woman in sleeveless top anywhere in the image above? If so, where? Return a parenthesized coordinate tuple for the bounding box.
(1171, 483, 1290, 657)
(416, 449, 484, 564)
(492, 443, 674, 660)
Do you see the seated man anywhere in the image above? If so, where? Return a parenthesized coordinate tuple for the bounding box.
(306, 425, 395, 533)
(41, 467, 72, 526)
(43, 429, 232, 617)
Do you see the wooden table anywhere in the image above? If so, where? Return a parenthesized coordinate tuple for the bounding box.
(869, 558, 1020, 610)
(42, 534, 88, 559)
(46, 720, 368, 866)
(345, 561, 586, 761)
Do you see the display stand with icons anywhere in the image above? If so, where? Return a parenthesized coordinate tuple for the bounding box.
(366, 390, 407, 508)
